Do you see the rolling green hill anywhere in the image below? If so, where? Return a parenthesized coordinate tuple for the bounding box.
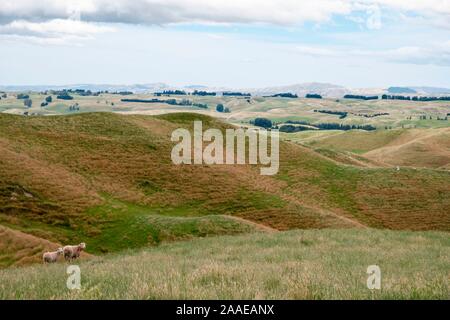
(1, 112, 449, 267)
(293, 128, 450, 169)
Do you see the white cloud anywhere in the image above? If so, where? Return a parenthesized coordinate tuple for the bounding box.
(0, 19, 114, 44)
(292, 41, 450, 66)
(0, 0, 449, 53)
(0, 19, 113, 37)
(295, 46, 338, 57)
(367, 0, 450, 16)
(384, 43, 450, 66)
(0, 0, 448, 26)
(0, 0, 353, 26)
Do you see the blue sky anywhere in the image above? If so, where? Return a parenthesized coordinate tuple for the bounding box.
(0, 0, 449, 88)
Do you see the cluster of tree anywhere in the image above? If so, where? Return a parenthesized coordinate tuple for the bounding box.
(192, 90, 216, 96)
(40, 95, 52, 107)
(315, 123, 376, 131)
(155, 90, 186, 96)
(71, 89, 93, 96)
(169, 99, 207, 108)
(279, 122, 376, 132)
(69, 103, 80, 111)
(283, 120, 310, 125)
(416, 115, 448, 120)
(343, 95, 378, 100)
(382, 94, 411, 100)
(314, 109, 347, 119)
(57, 93, 74, 100)
(165, 99, 208, 108)
(1, 93, 6, 98)
(192, 103, 208, 109)
(122, 98, 167, 103)
(65, 89, 99, 96)
(413, 95, 448, 101)
(278, 125, 310, 132)
(17, 93, 30, 99)
(81, 90, 110, 95)
(305, 94, 322, 99)
(266, 93, 298, 98)
(121, 98, 207, 109)
(23, 98, 32, 108)
(222, 92, 251, 97)
(215, 104, 230, 113)
(352, 112, 389, 118)
(250, 118, 273, 128)
(382, 94, 450, 101)
(110, 91, 133, 95)
(49, 89, 102, 97)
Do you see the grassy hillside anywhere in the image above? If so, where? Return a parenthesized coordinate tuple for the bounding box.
(295, 128, 450, 169)
(0, 112, 339, 264)
(0, 225, 61, 268)
(1, 112, 450, 267)
(0, 229, 448, 299)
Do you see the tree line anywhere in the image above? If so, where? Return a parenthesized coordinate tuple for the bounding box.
(344, 95, 378, 100)
(279, 123, 376, 132)
(192, 90, 216, 96)
(265, 93, 298, 98)
(223, 92, 251, 97)
(314, 109, 347, 119)
(155, 90, 187, 96)
(250, 117, 376, 131)
(121, 98, 207, 109)
(382, 94, 450, 101)
(305, 94, 322, 99)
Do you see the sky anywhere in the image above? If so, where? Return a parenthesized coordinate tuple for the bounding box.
(0, 0, 449, 88)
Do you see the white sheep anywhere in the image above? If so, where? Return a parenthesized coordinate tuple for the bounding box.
(43, 248, 64, 264)
(63, 243, 86, 262)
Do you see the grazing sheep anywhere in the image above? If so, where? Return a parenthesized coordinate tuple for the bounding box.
(43, 248, 64, 264)
(63, 243, 86, 262)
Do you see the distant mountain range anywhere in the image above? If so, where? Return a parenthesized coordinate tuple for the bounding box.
(0, 83, 171, 94)
(245, 82, 348, 97)
(410, 86, 450, 95)
(1, 83, 449, 97)
(387, 86, 450, 95)
(387, 87, 418, 94)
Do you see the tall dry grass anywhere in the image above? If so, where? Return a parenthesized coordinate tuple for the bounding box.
(0, 229, 448, 300)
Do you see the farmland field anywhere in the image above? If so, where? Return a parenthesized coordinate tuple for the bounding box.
(0, 92, 449, 299)
(2, 0, 450, 304)
(2, 91, 450, 130)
